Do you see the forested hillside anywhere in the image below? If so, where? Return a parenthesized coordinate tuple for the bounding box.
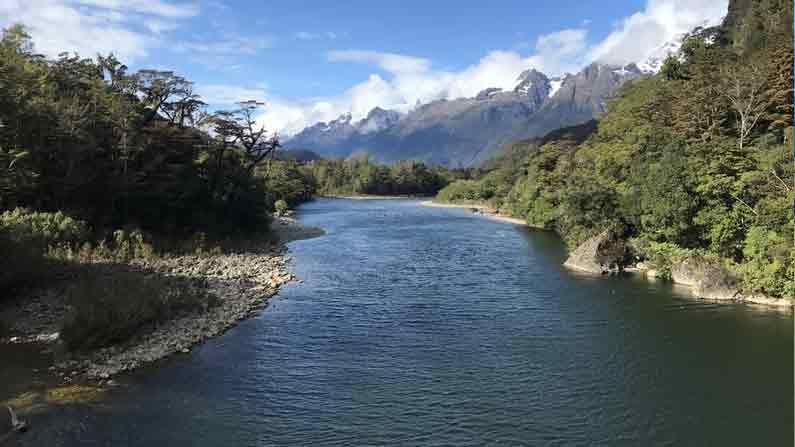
(437, 0, 794, 298)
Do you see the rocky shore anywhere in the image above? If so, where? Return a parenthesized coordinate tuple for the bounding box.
(0, 217, 325, 380)
(563, 229, 792, 308)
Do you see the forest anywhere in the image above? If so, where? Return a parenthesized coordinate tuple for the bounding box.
(302, 156, 453, 197)
(436, 0, 794, 298)
(0, 22, 455, 304)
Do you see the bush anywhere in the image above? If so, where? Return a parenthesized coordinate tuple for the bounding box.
(0, 230, 49, 297)
(633, 239, 696, 280)
(61, 268, 217, 350)
(0, 208, 89, 250)
(274, 199, 289, 217)
(738, 226, 793, 298)
(436, 180, 485, 203)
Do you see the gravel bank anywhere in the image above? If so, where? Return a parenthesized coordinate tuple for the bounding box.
(420, 201, 530, 226)
(0, 217, 325, 380)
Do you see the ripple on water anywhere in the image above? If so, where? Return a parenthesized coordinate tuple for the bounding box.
(11, 199, 794, 447)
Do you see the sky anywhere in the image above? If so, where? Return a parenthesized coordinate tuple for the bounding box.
(0, 0, 728, 136)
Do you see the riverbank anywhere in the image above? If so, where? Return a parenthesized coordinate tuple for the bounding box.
(561, 229, 792, 309)
(420, 200, 530, 226)
(0, 217, 325, 380)
(323, 194, 432, 200)
(422, 201, 791, 309)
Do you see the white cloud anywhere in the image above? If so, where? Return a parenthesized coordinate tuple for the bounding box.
(173, 33, 272, 56)
(264, 0, 727, 136)
(262, 30, 589, 136)
(0, 0, 198, 62)
(586, 0, 728, 65)
(74, 0, 198, 18)
(171, 33, 272, 71)
(197, 84, 269, 106)
(144, 19, 179, 34)
(328, 50, 431, 74)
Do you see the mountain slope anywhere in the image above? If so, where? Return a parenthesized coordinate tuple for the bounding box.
(286, 62, 642, 167)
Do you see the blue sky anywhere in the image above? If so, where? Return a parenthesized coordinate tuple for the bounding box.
(1, 0, 727, 134)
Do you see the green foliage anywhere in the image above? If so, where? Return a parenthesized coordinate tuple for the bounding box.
(0, 208, 89, 250)
(274, 199, 289, 216)
(61, 268, 217, 350)
(660, 55, 685, 81)
(0, 25, 288, 239)
(633, 239, 696, 280)
(740, 226, 794, 297)
(260, 159, 315, 208)
(436, 180, 487, 203)
(306, 156, 449, 197)
(434, 4, 794, 297)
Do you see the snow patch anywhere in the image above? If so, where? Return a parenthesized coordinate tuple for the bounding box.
(549, 79, 563, 97)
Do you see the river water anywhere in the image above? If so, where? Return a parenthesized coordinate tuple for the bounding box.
(9, 199, 794, 446)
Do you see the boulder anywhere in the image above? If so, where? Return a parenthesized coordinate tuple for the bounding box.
(671, 257, 741, 300)
(563, 227, 633, 274)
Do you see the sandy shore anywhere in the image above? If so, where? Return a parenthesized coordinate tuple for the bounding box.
(420, 200, 529, 226)
(0, 217, 325, 380)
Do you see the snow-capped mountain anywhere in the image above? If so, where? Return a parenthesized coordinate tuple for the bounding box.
(548, 76, 566, 97)
(357, 107, 401, 134)
(638, 33, 687, 74)
(287, 62, 642, 167)
(513, 69, 552, 105)
(637, 20, 721, 73)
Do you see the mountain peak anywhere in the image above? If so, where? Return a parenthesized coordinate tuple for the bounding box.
(513, 69, 551, 106)
(357, 107, 400, 134)
(475, 87, 503, 100)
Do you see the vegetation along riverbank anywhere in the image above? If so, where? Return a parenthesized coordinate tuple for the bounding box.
(0, 26, 330, 381)
(434, 2, 794, 306)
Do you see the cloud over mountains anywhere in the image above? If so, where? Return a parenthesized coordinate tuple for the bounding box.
(255, 0, 727, 135)
(0, 0, 728, 135)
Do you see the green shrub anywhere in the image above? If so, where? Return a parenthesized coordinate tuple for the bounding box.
(274, 199, 289, 216)
(436, 180, 485, 203)
(633, 239, 696, 280)
(738, 226, 793, 298)
(0, 208, 89, 250)
(61, 268, 217, 350)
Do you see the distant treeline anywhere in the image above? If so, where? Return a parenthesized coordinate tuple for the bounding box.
(437, 0, 794, 298)
(302, 156, 457, 197)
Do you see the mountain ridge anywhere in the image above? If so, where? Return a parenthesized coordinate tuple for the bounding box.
(286, 59, 651, 167)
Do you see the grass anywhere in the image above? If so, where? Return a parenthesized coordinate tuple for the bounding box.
(0, 208, 263, 351)
(61, 266, 217, 350)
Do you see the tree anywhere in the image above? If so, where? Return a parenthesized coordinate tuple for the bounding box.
(721, 62, 769, 150)
(660, 55, 685, 81)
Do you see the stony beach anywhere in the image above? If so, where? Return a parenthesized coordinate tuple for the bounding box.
(0, 217, 325, 380)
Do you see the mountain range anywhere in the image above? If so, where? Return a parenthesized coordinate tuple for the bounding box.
(285, 36, 687, 167)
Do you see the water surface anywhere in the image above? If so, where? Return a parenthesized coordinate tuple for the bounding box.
(11, 199, 794, 446)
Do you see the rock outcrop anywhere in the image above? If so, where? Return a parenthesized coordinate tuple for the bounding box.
(671, 257, 741, 300)
(563, 228, 633, 274)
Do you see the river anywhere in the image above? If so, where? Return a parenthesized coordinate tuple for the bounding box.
(8, 199, 794, 446)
